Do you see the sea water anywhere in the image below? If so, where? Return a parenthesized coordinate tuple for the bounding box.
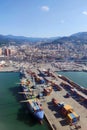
(0, 72, 50, 130)
(57, 71, 87, 88)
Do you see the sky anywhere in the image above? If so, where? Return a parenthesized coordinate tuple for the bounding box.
(0, 0, 87, 37)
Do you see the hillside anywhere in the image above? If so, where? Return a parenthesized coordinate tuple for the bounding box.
(52, 32, 87, 45)
(0, 34, 58, 46)
(0, 32, 87, 46)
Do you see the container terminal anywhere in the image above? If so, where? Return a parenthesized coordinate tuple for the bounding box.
(19, 65, 87, 130)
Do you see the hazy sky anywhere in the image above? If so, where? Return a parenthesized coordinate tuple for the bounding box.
(0, 0, 87, 37)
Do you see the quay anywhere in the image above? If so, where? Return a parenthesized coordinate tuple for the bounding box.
(41, 88, 87, 130)
(1, 63, 87, 130)
(32, 68, 87, 130)
(29, 67, 87, 130)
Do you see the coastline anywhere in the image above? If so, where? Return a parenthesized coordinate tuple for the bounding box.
(0, 66, 19, 72)
(0, 66, 87, 73)
(1, 64, 87, 130)
(0, 65, 87, 90)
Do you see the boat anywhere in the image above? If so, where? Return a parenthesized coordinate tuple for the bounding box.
(20, 68, 25, 78)
(20, 78, 44, 124)
(20, 96, 44, 124)
(20, 78, 31, 91)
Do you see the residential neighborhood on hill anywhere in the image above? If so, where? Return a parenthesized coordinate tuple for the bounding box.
(0, 32, 87, 72)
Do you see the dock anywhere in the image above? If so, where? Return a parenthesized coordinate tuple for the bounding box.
(37, 71, 87, 130)
(20, 67, 87, 130)
(41, 89, 86, 130)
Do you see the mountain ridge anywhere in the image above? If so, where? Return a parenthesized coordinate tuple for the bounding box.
(0, 32, 87, 46)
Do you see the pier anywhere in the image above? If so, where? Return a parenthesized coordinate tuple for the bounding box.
(20, 67, 87, 130)
(37, 70, 87, 130)
(18, 68, 87, 130)
(41, 88, 86, 130)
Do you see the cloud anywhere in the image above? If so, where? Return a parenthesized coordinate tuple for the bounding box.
(41, 6, 50, 12)
(82, 11, 87, 15)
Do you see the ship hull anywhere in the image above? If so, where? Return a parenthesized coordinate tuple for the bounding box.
(27, 101, 44, 122)
(20, 79, 44, 123)
(21, 86, 44, 122)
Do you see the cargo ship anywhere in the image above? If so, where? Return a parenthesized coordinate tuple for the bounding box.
(20, 95, 44, 124)
(20, 78, 44, 124)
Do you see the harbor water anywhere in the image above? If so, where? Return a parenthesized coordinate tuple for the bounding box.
(57, 71, 87, 88)
(0, 72, 50, 130)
